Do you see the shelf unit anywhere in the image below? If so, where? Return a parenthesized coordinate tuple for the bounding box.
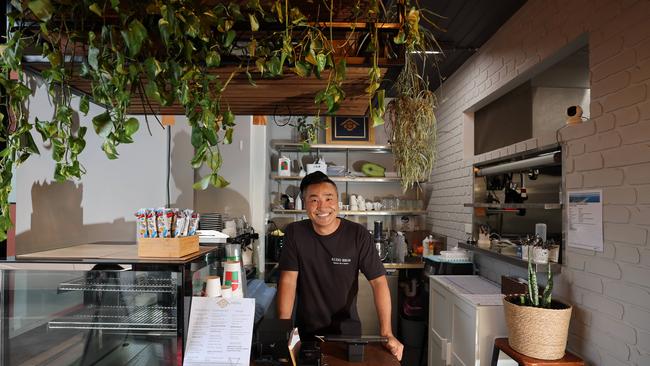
(458, 242, 561, 273)
(270, 140, 426, 207)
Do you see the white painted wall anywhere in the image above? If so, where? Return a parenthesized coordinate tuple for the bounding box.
(15, 77, 194, 254)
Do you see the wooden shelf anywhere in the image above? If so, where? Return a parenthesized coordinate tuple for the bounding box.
(272, 209, 426, 216)
(271, 141, 393, 152)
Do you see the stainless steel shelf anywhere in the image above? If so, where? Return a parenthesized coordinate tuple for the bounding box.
(458, 242, 561, 273)
(272, 141, 392, 152)
(48, 305, 177, 332)
(271, 174, 407, 183)
(272, 209, 426, 216)
(58, 276, 176, 293)
(464, 203, 562, 209)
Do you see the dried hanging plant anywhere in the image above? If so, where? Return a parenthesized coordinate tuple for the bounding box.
(386, 54, 437, 191)
(385, 6, 440, 191)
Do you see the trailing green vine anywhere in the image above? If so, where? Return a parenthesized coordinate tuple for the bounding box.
(0, 0, 432, 240)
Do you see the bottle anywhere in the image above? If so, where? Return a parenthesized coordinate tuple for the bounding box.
(295, 194, 302, 210)
(422, 236, 430, 257)
(395, 231, 407, 263)
(428, 235, 435, 255)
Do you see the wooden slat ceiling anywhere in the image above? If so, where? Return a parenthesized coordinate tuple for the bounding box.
(25, 62, 387, 116)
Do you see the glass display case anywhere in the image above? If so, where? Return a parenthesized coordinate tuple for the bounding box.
(0, 244, 223, 366)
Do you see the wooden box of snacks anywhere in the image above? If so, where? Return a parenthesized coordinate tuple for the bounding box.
(137, 235, 200, 257)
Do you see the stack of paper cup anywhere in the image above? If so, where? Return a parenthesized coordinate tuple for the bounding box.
(223, 261, 243, 298)
(205, 276, 222, 298)
(221, 285, 232, 298)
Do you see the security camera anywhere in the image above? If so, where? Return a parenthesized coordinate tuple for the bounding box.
(566, 105, 583, 125)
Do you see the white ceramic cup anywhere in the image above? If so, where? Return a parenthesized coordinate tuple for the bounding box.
(373, 202, 382, 210)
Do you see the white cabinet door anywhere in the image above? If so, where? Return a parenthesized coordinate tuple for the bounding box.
(450, 297, 476, 366)
(429, 279, 454, 366)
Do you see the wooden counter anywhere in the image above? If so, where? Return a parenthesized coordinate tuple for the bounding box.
(321, 342, 400, 366)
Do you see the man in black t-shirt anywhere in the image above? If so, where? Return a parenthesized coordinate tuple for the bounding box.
(277, 172, 404, 361)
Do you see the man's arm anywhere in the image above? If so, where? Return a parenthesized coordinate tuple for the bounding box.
(368, 275, 404, 361)
(277, 270, 299, 319)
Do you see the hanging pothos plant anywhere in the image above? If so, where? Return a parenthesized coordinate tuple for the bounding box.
(0, 0, 433, 240)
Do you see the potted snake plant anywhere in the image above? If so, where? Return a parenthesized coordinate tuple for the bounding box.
(502, 247, 572, 360)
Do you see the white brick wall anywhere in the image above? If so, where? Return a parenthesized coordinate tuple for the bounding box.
(428, 0, 650, 364)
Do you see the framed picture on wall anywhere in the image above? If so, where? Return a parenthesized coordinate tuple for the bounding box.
(325, 116, 375, 145)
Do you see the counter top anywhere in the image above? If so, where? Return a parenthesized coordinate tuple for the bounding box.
(12, 242, 219, 265)
(428, 275, 504, 306)
(383, 261, 424, 269)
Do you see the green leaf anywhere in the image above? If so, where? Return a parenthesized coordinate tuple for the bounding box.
(21, 132, 40, 155)
(393, 30, 406, 44)
(102, 140, 119, 159)
(191, 126, 203, 148)
(144, 57, 162, 78)
(89, 3, 102, 16)
(206, 51, 221, 67)
(28, 0, 54, 22)
(158, 18, 171, 47)
(193, 174, 211, 190)
(316, 53, 327, 74)
(79, 95, 89, 115)
(210, 174, 229, 188)
(223, 30, 236, 48)
(224, 128, 233, 144)
(248, 13, 259, 31)
(92, 111, 112, 137)
(223, 110, 235, 126)
(294, 61, 310, 77)
(206, 150, 222, 171)
(371, 108, 384, 127)
(121, 19, 148, 57)
(124, 117, 139, 136)
(88, 46, 99, 71)
(70, 136, 86, 154)
(203, 127, 218, 146)
(110, 0, 119, 10)
(191, 146, 206, 168)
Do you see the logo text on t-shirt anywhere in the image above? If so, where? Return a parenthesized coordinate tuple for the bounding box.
(331, 257, 351, 265)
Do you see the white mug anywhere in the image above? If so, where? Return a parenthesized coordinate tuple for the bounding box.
(373, 202, 382, 211)
(350, 204, 358, 211)
(349, 195, 357, 206)
(365, 202, 373, 211)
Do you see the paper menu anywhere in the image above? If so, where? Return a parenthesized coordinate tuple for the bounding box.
(183, 297, 255, 366)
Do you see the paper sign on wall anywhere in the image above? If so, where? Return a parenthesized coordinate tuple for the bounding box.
(567, 190, 603, 252)
(183, 297, 255, 366)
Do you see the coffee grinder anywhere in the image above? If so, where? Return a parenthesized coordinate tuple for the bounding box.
(373, 221, 390, 262)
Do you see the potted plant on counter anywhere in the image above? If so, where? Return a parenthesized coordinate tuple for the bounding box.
(502, 249, 572, 360)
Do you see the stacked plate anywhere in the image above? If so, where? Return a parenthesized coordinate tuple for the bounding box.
(199, 213, 224, 231)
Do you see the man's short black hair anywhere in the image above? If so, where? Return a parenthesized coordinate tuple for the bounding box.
(300, 171, 337, 197)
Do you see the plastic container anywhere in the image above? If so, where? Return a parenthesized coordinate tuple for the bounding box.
(278, 156, 291, 176)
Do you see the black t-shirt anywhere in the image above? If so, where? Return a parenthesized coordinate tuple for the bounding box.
(278, 218, 386, 338)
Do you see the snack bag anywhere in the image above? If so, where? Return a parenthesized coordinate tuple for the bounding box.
(135, 209, 147, 238)
(146, 209, 157, 238)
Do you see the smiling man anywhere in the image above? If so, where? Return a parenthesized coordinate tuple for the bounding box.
(277, 171, 403, 361)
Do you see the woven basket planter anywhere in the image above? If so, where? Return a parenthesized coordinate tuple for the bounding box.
(503, 295, 572, 360)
